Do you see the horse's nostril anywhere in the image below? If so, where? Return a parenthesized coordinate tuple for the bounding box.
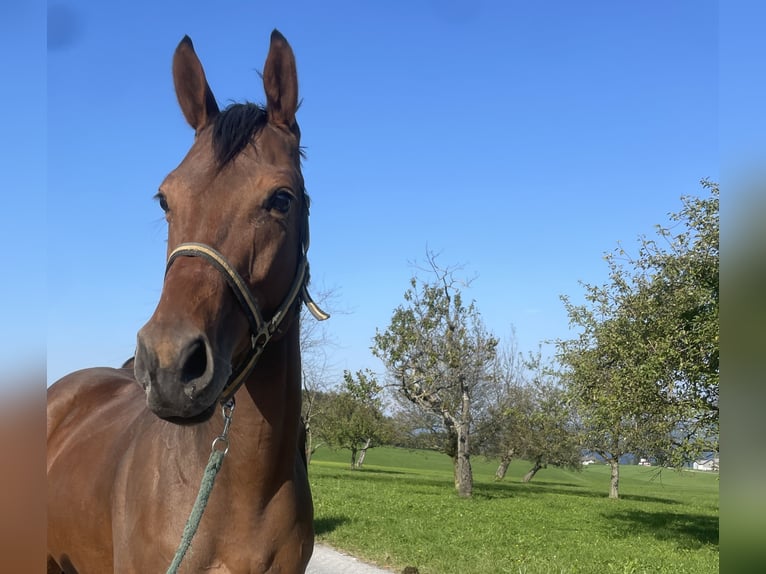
(181, 339, 208, 384)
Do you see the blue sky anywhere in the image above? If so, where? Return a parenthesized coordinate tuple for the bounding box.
(7, 1, 725, 386)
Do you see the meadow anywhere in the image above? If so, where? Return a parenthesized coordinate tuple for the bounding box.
(308, 446, 719, 574)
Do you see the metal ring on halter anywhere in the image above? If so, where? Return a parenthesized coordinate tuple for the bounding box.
(210, 398, 235, 456)
(210, 436, 230, 456)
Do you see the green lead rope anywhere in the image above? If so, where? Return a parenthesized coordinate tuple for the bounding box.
(166, 399, 235, 574)
(166, 448, 226, 573)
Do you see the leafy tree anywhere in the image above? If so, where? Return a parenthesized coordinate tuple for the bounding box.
(558, 304, 673, 498)
(317, 369, 387, 469)
(629, 179, 719, 457)
(473, 338, 529, 479)
(373, 254, 497, 497)
(518, 359, 582, 482)
(557, 180, 719, 498)
(477, 344, 581, 482)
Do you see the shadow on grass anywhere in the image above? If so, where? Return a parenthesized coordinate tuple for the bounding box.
(522, 480, 584, 488)
(314, 464, 681, 506)
(605, 508, 718, 549)
(314, 515, 351, 535)
(309, 465, 407, 477)
(473, 479, 679, 505)
(358, 468, 408, 476)
(619, 493, 678, 505)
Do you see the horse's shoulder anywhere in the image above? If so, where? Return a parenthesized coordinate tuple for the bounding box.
(47, 367, 142, 436)
(49, 366, 136, 400)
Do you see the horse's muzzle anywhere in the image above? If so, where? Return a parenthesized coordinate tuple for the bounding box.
(134, 325, 223, 420)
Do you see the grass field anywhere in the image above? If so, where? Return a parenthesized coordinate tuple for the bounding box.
(308, 446, 718, 574)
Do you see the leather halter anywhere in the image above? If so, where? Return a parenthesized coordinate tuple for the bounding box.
(165, 240, 328, 405)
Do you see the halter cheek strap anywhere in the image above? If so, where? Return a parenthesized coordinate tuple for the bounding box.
(165, 242, 329, 404)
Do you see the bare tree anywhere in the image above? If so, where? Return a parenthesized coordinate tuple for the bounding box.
(300, 286, 341, 463)
(373, 252, 497, 498)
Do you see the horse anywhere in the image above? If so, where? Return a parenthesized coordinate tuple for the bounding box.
(47, 30, 327, 573)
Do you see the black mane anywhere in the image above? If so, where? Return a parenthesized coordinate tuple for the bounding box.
(212, 102, 268, 167)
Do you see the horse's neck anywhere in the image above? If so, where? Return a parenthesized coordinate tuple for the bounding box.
(227, 327, 302, 474)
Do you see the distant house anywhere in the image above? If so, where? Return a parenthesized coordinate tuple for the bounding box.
(638, 458, 651, 467)
(581, 456, 597, 466)
(692, 456, 719, 472)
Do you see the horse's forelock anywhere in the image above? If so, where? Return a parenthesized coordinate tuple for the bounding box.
(211, 102, 268, 167)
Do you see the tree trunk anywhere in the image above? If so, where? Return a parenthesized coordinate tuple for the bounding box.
(455, 445, 472, 498)
(355, 438, 372, 468)
(522, 460, 543, 483)
(609, 459, 620, 499)
(306, 441, 322, 465)
(495, 449, 515, 481)
(455, 391, 473, 498)
(299, 420, 309, 467)
(350, 446, 357, 470)
(304, 424, 313, 465)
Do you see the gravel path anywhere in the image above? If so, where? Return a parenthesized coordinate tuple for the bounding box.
(307, 544, 398, 574)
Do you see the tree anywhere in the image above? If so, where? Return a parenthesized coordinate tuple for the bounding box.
(317, 369, 387, 469)
(557, 180, 719, 498)
(476, 344, 581, 482)
(630, 179, 719, 458)
(373, 253, 497, 497)
(384, 399, 446, 451)
(558, 300, 674, 498)
(518, 357, 582, 482)
(299, 287, 340, 463)
(301, 388, 334, 462)
(473, 337, 529, 480)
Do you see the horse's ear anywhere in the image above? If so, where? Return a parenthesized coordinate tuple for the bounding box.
(172, 36, 219, 132)
(263, 29, 298, 130)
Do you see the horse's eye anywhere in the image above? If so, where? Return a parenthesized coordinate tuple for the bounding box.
(269, 189, 294, 214)
(156, 193, 170, 213)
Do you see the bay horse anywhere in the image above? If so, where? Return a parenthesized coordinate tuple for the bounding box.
(47, 30, 327, 573)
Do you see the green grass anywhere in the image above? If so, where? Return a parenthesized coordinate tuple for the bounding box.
(308, 446, 718, 574)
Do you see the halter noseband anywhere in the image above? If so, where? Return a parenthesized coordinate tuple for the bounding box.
(165, 242, 329, 404)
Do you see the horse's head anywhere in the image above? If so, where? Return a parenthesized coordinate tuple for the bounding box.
(134, 31, 312, 421)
